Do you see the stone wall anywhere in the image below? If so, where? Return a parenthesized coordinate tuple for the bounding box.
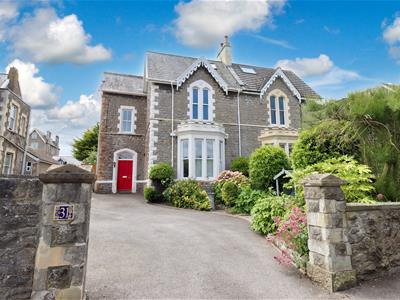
(0, 176, 42, 300)
(0, 165, 94, 300)
(346, 203, 400, 280)
(302, 174, 400, 292)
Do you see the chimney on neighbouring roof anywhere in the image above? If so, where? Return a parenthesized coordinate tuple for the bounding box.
(7, 67, 22, 97)
(55, 135, 59, 146)
(46, 131, 51, 141)
(217, 35, 232, 66)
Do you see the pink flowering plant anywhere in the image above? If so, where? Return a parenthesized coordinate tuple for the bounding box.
(271, 207, 309, 267)
(213, 170, 249, 206)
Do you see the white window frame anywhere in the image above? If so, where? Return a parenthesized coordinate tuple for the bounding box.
(118, 106, 137, 134)
(187, 80, 215, 122)
(8, 104, 17, 131)
(25, 161, 32, 174)
(3, 152, 14, 175)
(267, 89, 290, 128)
(178, 136, 225, 180)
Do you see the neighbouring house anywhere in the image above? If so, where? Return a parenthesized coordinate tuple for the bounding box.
(95, 36, 320, 194)
(0, 67, 30, 175)
(53, 155, 81, 166)
(26, 129, 60, 175)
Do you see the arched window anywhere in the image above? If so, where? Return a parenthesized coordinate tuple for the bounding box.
(268, 90, 289, 127)
(188, 80, 214, 121)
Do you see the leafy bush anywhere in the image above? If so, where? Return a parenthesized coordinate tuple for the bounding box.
(165, 180, 211, 211)
(232, 186, 272, 214)
(251, 195, 295, 235)
(221, 181, 240, 207)
(144, 187, 162, 203)
(291, 120, 360, 169)
(214, 170, 249, 205)
(230, 157, 249, 176)
(290, 156, 375, 203)
(249, 145, 290, 190)
(149, 163, 175, 185)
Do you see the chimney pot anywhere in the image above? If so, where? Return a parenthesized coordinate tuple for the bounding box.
(217, 36, 232, 66)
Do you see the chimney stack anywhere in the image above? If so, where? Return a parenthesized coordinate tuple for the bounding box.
(217, 35, 232, 66)
(46, 131, 51, 141)
(55, 135, 59, 146)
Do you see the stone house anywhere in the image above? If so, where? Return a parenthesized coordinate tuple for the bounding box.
(0, 68, 30, 175)
(26, 129, 60, 175)
(95, 36, 320, 194)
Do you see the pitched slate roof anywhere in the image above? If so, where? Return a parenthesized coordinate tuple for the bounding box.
(32, 129, 59, 149)
(146, 51, 320, 99)
(101, 72, 145, 95)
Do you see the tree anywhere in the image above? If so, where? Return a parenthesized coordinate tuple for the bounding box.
(72, 123, 99, 163)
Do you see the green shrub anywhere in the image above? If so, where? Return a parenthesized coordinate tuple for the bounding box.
(291, 120, 360, 169)
(290, 156, 375, 203)
(232, 186, 273, 214)
(165, 179, 211, 211)
(144, 187, 162, 203)
(149, 163, 175, 185)
(221, 181, 240, 207)
(230, 157, 249, 176)
(251, 195, 296, 235)
(249, 145, 290, 190)
(214, 170, 249, 205)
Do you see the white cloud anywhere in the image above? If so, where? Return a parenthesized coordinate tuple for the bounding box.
(383, 17, 400, 44)
(252, 34, 294, 49)
(0, 1, 19, 40)
(6, 59, 58, 109)
(9, 8, 111, 64)
(307, 67, 360, 88)
(275, 54, 334, 77)
(173, 0, 286, 48)
(275, 54, 361, 88)
(48, 94, 100, 128)
(383, 16, 400, 63)
(323, 26, 340, 35)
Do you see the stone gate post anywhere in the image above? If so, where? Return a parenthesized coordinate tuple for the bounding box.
(301, 174, 356, 292)
(31, 165, 95, 300)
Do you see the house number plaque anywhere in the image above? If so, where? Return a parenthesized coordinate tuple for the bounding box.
(54, 204, 74, 221)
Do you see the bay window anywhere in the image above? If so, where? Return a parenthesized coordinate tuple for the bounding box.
(206, 139, 214, 178)
(182, 139, 189, 178)
(195, 139, 203, 177)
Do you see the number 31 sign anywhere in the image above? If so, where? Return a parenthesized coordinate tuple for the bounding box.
(54, 205, 74, 221)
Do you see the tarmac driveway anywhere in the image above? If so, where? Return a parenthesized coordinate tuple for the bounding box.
(86, 194, 400, 299)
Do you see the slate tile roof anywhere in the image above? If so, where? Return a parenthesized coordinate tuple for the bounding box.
(101, 72, 145, 95)
(102, 51, 320, 99)
(146, 51, 320, 99)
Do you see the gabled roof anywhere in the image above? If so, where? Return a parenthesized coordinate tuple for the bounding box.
(176, 57, 229, 94)
(260, 68, 301, 100)
(31, 128, 59, 149)
(146, 51, 320, 99)
(101, 72, 145, 95)
(146, 51, 240, 90)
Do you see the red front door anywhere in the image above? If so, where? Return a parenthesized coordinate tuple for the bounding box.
(117, 160, 133, 192)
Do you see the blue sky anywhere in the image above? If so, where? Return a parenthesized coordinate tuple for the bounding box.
(0, 0, 399, 155)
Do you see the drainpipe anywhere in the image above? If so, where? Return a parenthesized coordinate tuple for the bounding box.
(237, 89, 242, 157)
(170, 81, 175, 168)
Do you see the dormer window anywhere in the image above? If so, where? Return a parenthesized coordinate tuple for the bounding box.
(188, 80, 214, 122)
(268, 90, 289, 127)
